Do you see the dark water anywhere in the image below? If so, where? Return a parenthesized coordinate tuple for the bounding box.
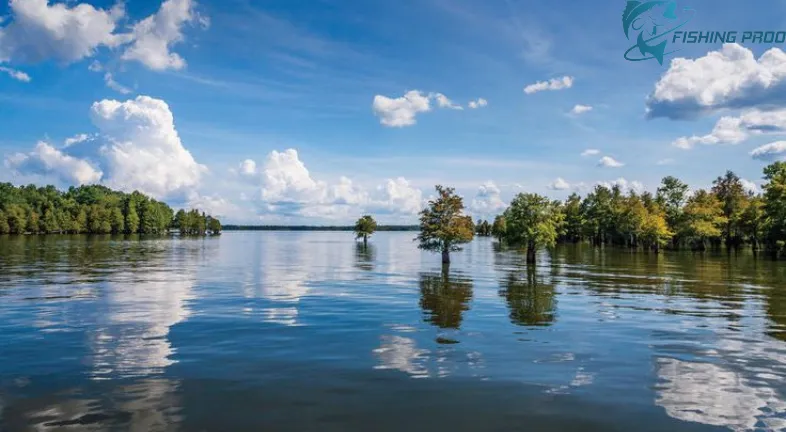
(1, 232, 786, 431)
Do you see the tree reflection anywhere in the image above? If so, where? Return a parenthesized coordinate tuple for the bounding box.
(499, 265, 557, 327)
(354, 243, 376, 272)
(418, 266, 473, 329)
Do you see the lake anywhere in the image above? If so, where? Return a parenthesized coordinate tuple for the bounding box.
(1, 231, 786, 431)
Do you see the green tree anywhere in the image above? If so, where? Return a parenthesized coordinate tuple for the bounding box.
(110, 207, 125, 234)
(561, 193, 584, 243)
(354, 215, 377, 246)
(502, 193, 564, 263)
(41, 209, 60, 234)
(416, 185, 475, 264)
(125, 199, 140, 234)
(208, 216, 221, 234)
(763, 162, 786, 254)
(6, 204, 27, 234)
(0, 210, 9, 234)
(657, 176, 690, 247)
(741, 196, 766, 251)
(491, 215, 506, 242)
(711, 170, 749, 248)
(680, 190, 727, 251)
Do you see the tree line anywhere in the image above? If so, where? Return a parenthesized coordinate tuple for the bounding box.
(354, 162, 786, 264)
(0, 183, 221, 235)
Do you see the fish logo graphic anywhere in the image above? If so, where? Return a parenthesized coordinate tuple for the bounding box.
(622, 1, 693, 64)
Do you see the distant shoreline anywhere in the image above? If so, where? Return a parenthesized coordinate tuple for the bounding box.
(222, 225, 419, 232)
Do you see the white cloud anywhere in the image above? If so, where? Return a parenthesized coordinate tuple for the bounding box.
(598, 156, 624, 168)
(0, 0, 125, 64)
(673, 109, 786, 149)
(238, 159, 257, 176)
(431, 93, 462, 110)
(104, 72, 132, 94)
(647, 44, 786, 119)
(581, 149, 600, 157)
(547, 177, 571, 191)
(367, 177, 423, 216)
(6, 141, 102, 185)
(740, 178, 759, 194)
(524, 76, 574, 94)
(239, 150, 423, 220)
(595, 178, 644, 194)
(121, 0, 201, 71)
(570, 104, 592, 115)
(468, 98, 488, 109)
(88, 60, 103, 72)
(0, 0, 205, 72)
(751, 141, 786, 162)
(0, 65, 30, 82)
(372, 90, 432, 127)
(185, 192, 239, 219)
(64, 133, 92, 147)
(470, 181, 506, 216)
(89, 95, 206, 198)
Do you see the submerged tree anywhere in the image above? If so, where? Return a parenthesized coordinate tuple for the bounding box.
(502, 193, 563, 264)
(416, 185, 475, 264)
(680, 189, 727, 251)
(354, 215, 377, 247)
(491, 215, 507, 242)
(764, 162, 786, 255)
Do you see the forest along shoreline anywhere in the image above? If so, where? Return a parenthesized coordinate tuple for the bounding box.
(3, 162, 786, 261)
(0, 184, 221, 236)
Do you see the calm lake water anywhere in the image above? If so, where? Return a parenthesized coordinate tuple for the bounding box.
(1, 232, 786, 431)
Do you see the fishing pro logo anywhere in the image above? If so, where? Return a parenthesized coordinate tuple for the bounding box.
(622, 1, 694, 64)
(623, 1, 786, 65)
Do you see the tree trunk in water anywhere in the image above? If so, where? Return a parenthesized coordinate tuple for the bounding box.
(363, 235, 368, 247)
(654, 242, 660, 254)
(526, 247, 536, 264)
(442, 250, 450, 264)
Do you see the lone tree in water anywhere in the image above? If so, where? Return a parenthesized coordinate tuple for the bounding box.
(502, 193, 563, 264)
(354, 215, 377, 246)
(416, 185, 475, 264)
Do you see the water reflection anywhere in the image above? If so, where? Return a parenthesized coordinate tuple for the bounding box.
(372, 335, 429, 378)
(418, 267, 473, 330)
(354, 244, 376, 272)
(498, 265, 557, 327)
(656, 357, 786, 431)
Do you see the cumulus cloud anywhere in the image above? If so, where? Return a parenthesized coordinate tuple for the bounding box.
(6, 95, 207, 200)
(598, 156, 624, 168)
(6, 141, 103, 185)
(751, 141, 786, 161)
(0, 65, 30, 82)
(121, 0, 202, 71)
(581, 149, 600, 157)
(647, 44, 786, 119)
(0, 0, 125, 64)
(0, 0, 205, 72)
(431, 93, 462, 110)
(570, 104, 592, 115)
(547, 177, 571, 191)
(239, 149, 423, 220)
(470, 181, 506, 216)
(524, 76, 574, 94)
(89, 96, 206, 198)
(673, 109, 786, 149)
(468, 98, 488, 109)
(372, 90, 432, 127)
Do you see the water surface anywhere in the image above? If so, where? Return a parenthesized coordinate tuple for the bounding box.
(1, 232, 786, 431)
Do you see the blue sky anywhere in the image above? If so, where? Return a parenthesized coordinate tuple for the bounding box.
(3, 0, 786, 223)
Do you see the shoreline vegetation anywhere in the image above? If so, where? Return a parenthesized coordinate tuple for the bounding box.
(3, 162, 786, 262)
(0, 184, 221, 236)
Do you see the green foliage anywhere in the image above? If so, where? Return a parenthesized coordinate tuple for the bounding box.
(560, 193, 584, 243)
(354, 215, 377, 243)
(680, 190, 727, 249)
(712, 170, 749, 246)
(416, 185, 475, 256)
(0, 183, 220, 236)
(491, 215, 507, 241)
(502, 193, 563, 254)
(764, 162, 786, 252)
